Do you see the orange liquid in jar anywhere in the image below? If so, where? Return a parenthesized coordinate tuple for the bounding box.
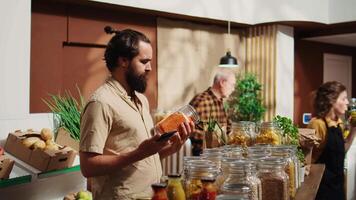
(156, 112, 190, 133)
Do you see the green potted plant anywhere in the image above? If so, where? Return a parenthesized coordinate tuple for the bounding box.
(43, 87, 84, 151)
(227, 73, 266, 122)
(204, 117, 228, 148)
(273, 115, 306, 182)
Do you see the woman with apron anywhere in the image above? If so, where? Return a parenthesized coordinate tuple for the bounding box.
(308, 81, 356, 200)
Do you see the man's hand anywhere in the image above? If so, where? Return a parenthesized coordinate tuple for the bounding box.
(159, 121, 195, 158)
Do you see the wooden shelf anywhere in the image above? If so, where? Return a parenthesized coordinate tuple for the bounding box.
(296, 164, 325, 200)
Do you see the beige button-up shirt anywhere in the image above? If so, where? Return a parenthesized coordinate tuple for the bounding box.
(80, 77, 162, 200)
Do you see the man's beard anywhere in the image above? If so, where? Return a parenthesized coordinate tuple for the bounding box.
(126, 64, 148, 93)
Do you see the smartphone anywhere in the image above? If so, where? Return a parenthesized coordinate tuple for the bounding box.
(157, 131, 176, 142)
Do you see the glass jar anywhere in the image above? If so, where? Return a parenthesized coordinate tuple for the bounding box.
(256, 122, 282, 145)
(151, 183, 169, 200)
(245, 162, 262, 200)
(258, 158, 289, 200)
(349, 98, 356, 125)
(199, 177, 218, 200)
(220, 163, 252, 199)
(167, 174, 186, 200)
(229, 121, 256, 147)
(270, 147, 296, 200)
(155, 105, 199, 134)
(246, 146, 271, 160)
(185, 163, 219, 200)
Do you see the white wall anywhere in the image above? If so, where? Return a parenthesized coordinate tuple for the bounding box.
(275, 25, 294, 120)
(94, 0, 356, 25)
(329, 0, 356, 24)
(0, 0, 53, 144)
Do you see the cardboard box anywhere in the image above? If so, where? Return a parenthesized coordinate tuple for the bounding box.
(0, 155, 14, 179)
(55, 128, 79, 152)
(4, 131, 76, 172)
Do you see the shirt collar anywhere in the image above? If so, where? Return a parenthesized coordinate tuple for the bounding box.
(107, 77, 142, 111)
(207, 87, 222, 101)
(325, 117, 343, 127)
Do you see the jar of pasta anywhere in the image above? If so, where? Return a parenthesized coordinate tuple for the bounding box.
(256, 122, 282, 145)
(229, 121, 256, 147)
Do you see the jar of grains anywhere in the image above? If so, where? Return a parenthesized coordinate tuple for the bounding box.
(258, 157, 289, 200)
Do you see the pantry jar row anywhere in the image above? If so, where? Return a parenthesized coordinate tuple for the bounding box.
(229, 121, 284, 146)
(149, 145, 303, 200)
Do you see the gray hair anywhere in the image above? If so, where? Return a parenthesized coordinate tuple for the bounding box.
(213, 69, 234, 84)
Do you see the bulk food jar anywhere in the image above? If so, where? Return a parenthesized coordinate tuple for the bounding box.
(258, 158, 289, 200)
(229, 121, 256, 146)
(271, 146, 298, 199)
(185, 163, 219, 200)
(221, 161, 260, 200)
(155, 105, 199, 134)
(167, 174, 185, 200)
(151, 183, 168, 200)
(219, 162, 252, 199)
(255, 122, 282, 145)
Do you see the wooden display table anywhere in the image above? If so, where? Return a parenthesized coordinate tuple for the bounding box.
(296, 164, 325, 200)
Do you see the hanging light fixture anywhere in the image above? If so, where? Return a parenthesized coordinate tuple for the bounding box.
(219, 21, 239, 68)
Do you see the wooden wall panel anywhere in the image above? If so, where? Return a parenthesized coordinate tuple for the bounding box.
(30, 1, 157, 112)
(30, 2, 67, 113)
(294, 40, 356, 127)
(245, 25, 277, 121)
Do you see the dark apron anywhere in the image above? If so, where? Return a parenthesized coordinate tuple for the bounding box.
(316, 118, 345, 200)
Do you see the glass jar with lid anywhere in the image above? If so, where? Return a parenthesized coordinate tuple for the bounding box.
(199, 177, 218, 200)
(256, 122, 282, 145)
(155, 105, 199, 134)
(185, 162, 219, 200)
(348, 98, 356, 125)
(220, 162, 252, 199)
(258, 158, 289, 200)
(246, 146, 271, 160)
(167, 174, 186, 200)
(151, 183, 168, 200)
(271, 146, 297, 199)
(229, 121, 256, 147)
(245, 162, 262, 200)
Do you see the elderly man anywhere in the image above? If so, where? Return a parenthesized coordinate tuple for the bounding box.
(189, 68, 236, 155)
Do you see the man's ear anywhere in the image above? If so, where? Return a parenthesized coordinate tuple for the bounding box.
(118, 57, 129, 68)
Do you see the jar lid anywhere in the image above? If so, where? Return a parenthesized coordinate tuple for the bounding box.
(201, 177, 216, 183)
(167, 174, 181, 178)
(151, 183, 167, 188)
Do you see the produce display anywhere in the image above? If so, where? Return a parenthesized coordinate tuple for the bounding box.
(21, 128, 59, 151)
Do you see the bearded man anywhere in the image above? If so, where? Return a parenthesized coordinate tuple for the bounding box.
(79, 28, 194, 200)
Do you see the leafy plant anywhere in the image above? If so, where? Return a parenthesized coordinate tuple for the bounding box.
(227, 73, 266, 122)
(43, 86, 84, 141)
(206, 117, 227, 145)
(273, 115, 305, 163)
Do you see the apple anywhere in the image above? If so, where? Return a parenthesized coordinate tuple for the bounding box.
(76, 191, 92, 200)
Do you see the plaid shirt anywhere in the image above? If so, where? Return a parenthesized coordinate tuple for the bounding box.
(189, 87, 231, 135)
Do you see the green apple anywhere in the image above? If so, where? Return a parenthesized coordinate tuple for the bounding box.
(76, 191, 92, 200)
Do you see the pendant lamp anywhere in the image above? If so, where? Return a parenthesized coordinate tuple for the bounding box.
(219, 21, 239, 68)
